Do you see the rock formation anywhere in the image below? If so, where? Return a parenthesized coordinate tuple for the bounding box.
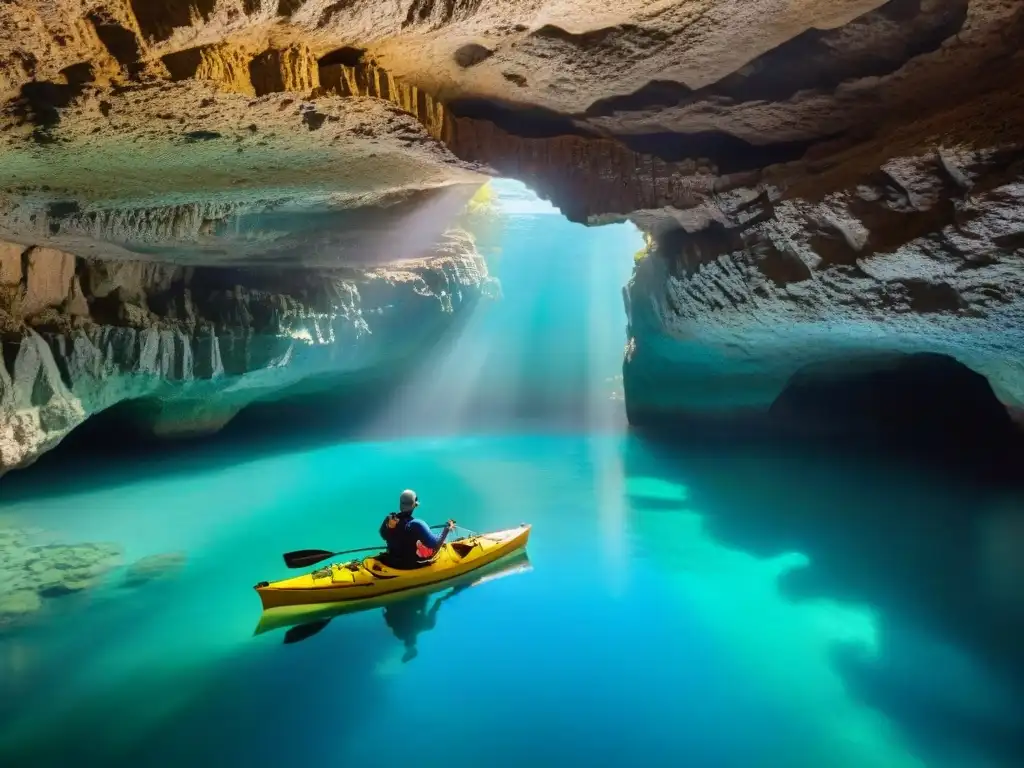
(0, 517, 191, 631)
(624, 149, 1024, 421)
(0, 229, 495, 473)
(0, 0, 1020, 460)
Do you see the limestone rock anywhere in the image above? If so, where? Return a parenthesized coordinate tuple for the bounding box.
(0, 590, 42, 627)
(0, 242, 22, 285)
(22, 247, 76, 317)
(0, 0, 1018, 468)
(0, 519, 128, 631)
(623, 149, 1024, 422)
(0, 228, 495, 473)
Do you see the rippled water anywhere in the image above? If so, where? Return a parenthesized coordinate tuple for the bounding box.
(3, 181, 1024, 766)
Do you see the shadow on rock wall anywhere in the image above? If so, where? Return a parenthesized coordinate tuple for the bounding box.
(636, 352, 1024, 488)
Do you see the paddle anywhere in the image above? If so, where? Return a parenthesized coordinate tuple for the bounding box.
(283, 619, 331, 645)
(282, 524, 449, 569)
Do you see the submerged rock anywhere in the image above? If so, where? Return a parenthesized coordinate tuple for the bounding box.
(19, 542, 122, 597)
(0, 525, 123, 631)
(122, 552, 187, 588)
(0, 590, 42, 628)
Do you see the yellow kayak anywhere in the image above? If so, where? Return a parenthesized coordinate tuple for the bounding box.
(253, 549, 532, 636)
(254, 524, 531, 610)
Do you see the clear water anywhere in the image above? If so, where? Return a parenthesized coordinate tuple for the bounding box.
(2, 182, 1024, 767)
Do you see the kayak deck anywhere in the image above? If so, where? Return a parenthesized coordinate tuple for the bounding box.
(254, 550, 533, 636)
(255, 525, 531, 610)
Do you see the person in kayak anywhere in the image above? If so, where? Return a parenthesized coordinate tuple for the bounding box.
(379, 489, 455, 567)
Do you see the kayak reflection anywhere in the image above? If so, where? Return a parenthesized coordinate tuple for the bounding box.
(254, 550, 532, 646)
(384, 584, 467, 662)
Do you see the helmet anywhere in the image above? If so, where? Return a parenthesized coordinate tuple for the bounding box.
(399, 489, 419, 513)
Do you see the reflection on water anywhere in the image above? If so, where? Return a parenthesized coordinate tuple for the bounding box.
(261, 551, 534, 651)
(1, 433, 1023, 767)
(385, 589, 457, 662)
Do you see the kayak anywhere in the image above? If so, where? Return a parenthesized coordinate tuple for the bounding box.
(253, 549, 533, 637)
(254, 524, 531, 610)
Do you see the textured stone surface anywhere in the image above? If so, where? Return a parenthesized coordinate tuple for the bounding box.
(0, 519, 122, 630)
(0, 80, 486, 264)
(0, 229, 496, 473)
(624, 149, 1024, 418)
(0, 0, 1020, 441)
(122, 552, 187, 587)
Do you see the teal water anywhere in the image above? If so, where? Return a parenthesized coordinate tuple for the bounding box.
(2, 182, 1024, 767)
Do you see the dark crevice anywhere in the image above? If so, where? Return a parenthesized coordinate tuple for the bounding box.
(616, 131, 831, 173)
(87, 13, 144, 77)
(448, 97, 596, 140)
(453, 43, 493, 68)
(129, 0, 217, 43)
(584, 0, 969, 116)
(530, 22, 665, 48)
(317, 1, 360, 27)
(449, 94, 831, 172)
(13, 79, 88, 144)
(318, 46, 365, 67)
(1, 335, 20, 375)
(60, 62, 95, 88)
(276, 0, 303, 16)
(161, 47, 204, 81)
(47, 201, 81, 219)
(44, 337, 76, 391)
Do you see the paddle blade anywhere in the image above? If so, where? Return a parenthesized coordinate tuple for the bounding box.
(283, 619, 331, 645)
(283, 549, 335, 569)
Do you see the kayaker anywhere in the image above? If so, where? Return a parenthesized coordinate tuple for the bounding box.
(379, 489, 455, 567)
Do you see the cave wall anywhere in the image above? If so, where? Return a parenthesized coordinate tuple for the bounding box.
(0, 229, 495, 473)
(0, 0, 1021, 451)
(623, 147, 1024, 421)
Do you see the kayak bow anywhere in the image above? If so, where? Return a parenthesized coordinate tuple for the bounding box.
(254, 524, 531, 610)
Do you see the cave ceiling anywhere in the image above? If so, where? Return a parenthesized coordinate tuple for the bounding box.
(0, 0, 1019, 262)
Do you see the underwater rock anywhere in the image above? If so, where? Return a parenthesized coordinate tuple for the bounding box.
(0, 526, 123, 631)
(21, 542, 123, 597)
(122, 552, 187, 588)
(0, 590, 42, 628)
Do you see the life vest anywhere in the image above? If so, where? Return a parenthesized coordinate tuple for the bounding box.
(380, 513, 435, 562)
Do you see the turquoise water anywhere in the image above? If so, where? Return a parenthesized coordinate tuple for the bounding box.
(2, 182, 1024, 767)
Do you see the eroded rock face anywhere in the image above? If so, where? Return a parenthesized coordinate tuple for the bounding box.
(0, 81, 486, 265)
(0, 230, 495, 473)
(0, 0, 1020, 449)
(624, 146, 1024, 426)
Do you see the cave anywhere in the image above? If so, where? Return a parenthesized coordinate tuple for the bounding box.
(1, 2, 1024, 766)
